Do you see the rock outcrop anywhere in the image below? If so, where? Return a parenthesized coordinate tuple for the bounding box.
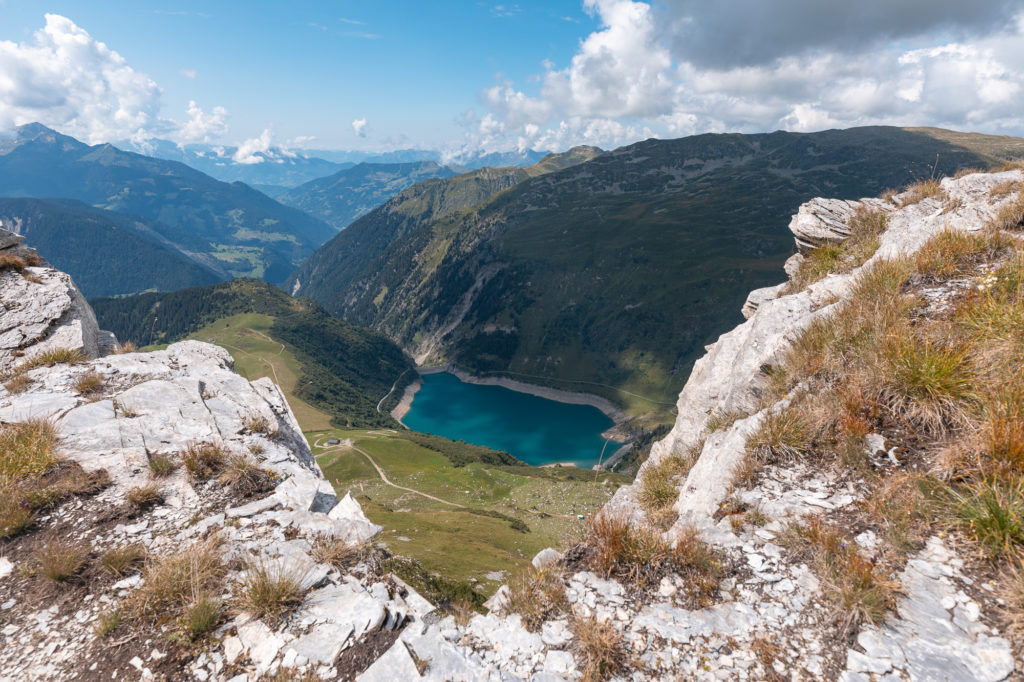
(0, 230, 111, 371)
(0, 243, 426, 681)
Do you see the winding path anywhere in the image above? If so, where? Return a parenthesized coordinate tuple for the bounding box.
(313, 435, 582, 519)
(376, 369, 411, 413)
(317, 440, 465, 508)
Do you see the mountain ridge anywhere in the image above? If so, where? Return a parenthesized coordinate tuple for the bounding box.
(0, 123, 334, 282)
(288, 126, 1024, 414)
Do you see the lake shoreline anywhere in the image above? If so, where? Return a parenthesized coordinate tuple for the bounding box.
(390, 364, 632, 448)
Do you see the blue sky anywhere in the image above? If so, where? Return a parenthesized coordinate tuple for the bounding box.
(3, 1, 1024, 156)
(0, 1, 598, 150)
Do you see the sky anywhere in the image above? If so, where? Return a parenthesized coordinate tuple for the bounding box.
(2, 0, 1024, 158)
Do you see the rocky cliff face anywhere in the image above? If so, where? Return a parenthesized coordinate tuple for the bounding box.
(0, 233, 428, 680)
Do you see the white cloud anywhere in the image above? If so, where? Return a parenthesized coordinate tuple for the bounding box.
(0, 14, 229, 146)
(178, 100, 228, 143)
(232, 129, 273, 164)
(470, 0, 1024, 152)
(0, 14, 162, 144)
(352, 118, 368, 137)
(179, 68, 198, 80)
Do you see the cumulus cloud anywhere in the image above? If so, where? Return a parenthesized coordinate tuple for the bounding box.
(178, 100, 228, 143)
(0, 14, 228, 145)
(469, 0, 1024, 152)
(232, 129, 274, 164)
(352, 118, 368, 137)
(0, 14, 162, 143)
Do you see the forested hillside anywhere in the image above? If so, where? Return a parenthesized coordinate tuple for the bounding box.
(91, 280, 414, 427)
(0, 198, 220, 297)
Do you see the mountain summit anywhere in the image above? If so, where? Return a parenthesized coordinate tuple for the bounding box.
(0, 123, 333, 282)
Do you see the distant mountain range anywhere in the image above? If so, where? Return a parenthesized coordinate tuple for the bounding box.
(0, 123, 334, 283)
(287, 127, 1024, 411)
(134, 138, 552, 188)
(0, 198, 220, 298)
(278, 161, 460, 231)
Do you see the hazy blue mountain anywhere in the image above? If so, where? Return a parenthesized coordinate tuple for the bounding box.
(0, 123, 334, 282)
(0, 197, 221, 297)
(278, 161, 460, 231)
(138, 138, 355, 187)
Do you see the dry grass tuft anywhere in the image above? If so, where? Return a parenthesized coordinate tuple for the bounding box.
(309, 534, 363, 570)
(101, 544, 147, 577)
(243, 412, 278, 437)
(991, 191, 1024, 232)
(0, 419, 58, 486)
(11, 348, 87, 376)
(182, 441, 228, 481)
(947, 476, 1024, 558)
(706, 408, 748, 433)
(93, 609, 122, 637)
(110, 341, 138, 355)
(572, 614, 627, 682)
(901, 178, 946, 205)
(787, 207, 889, 292)
(128, 537, 225, 633)
(180, 596, 222, 641)
(219, 454, 275, 496)
(34, 538, 90, 583)
(236, 559, 309, 623)
(861, 473, 937, 552)
(0, 251, 40, 274)
(734, 406, 813, 488)
(126, 482, 162, 509)
(789, 518, 898, 637)
(637, 454, 692, 522)
(3, 373, 31, 394)
(147, 453, 178, 478)
(878, 329, 974, 433)
(503, 565, 568, 631)
(73, 370, 105, 396)
(913, 228, 1013, 281)
(0, 497, 35, 539)
(587, 514, 722, 601)
(990, 180, 1022, 197)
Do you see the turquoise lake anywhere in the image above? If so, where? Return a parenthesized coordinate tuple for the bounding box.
(402, 372, 619, 468)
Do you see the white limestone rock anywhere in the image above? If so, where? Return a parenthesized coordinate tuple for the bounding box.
(0, 232, 106, 372)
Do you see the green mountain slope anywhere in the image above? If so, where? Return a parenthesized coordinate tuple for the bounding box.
(0, 198, 221, 297)
(288, 146, 603, 299)
(0, 123, 334, 282)
(90, 280, 414, 428)
(288, 126, 1024, 413)
(279, 161, 461, 230)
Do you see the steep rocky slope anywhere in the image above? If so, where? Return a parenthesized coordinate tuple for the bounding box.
(279, 161, 460, 231)
(327, 170, 1024, 682)
(0, 232, 428, 680)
